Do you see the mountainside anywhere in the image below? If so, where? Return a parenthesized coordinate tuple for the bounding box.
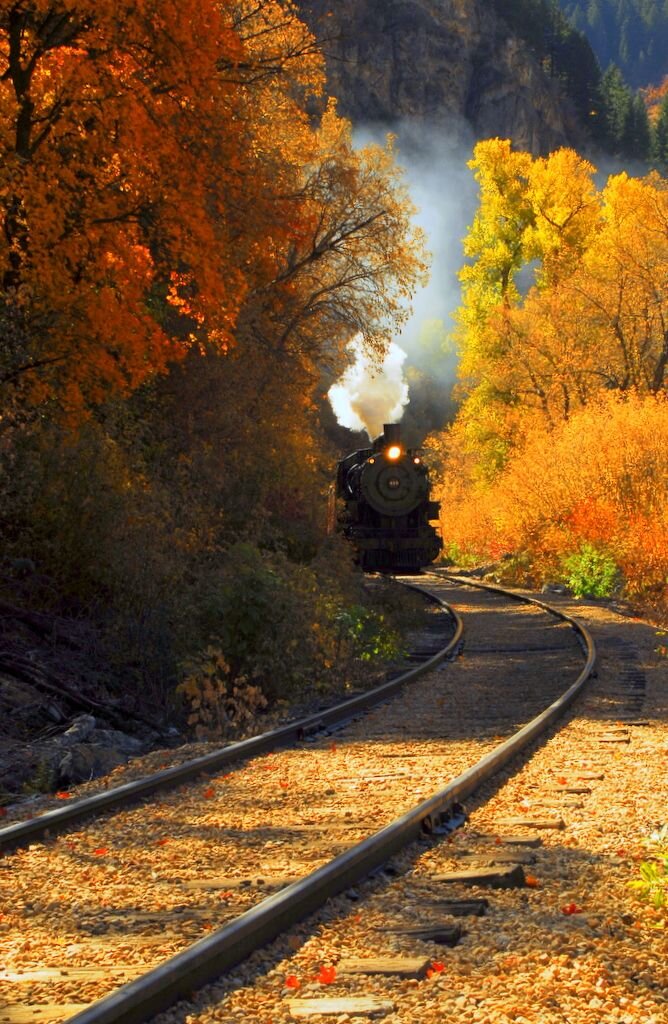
(297, 0, 588, 153)
(561, 0, 668, 88)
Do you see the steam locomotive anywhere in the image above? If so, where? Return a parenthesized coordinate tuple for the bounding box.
(333, 423, 442, 572)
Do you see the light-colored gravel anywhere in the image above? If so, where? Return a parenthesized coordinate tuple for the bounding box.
(143, 590, 667, 1024)
(4, 582, 664, 1024)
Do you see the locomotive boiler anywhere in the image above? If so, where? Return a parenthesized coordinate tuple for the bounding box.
(334, 423, 442, 572)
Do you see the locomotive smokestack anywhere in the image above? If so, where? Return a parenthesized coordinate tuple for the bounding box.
(383, 423, 401, 445)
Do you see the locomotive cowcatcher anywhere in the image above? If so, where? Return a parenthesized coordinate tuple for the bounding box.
(333, 423, 442, 573)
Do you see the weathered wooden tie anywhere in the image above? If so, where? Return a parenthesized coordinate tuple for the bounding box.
(337, 957, 431, 979)
(430, 864, 527, 888)
(288, 997, 395, 1018)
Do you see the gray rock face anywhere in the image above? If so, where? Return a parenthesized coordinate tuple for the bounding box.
(297, 0, 585, 153)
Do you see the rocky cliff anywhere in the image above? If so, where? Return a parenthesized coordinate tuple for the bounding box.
(297, 0, 585, 154)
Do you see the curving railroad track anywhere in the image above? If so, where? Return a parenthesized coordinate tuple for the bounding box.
(0, 574, 596, 1024)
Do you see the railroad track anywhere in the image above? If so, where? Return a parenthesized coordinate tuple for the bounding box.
(0, 574, 595, 1024)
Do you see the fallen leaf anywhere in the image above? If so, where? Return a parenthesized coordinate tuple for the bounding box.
(0, 807, 7, 817)
(155, 838, 170, 846)
(92, 847, 108, 857)
(203, 786, 215, 798)
(317, 965, 336, 984)
(525, 874, 540, 888)
(561, 902, 583, 915)
(285, 975, 300, 989)
(55, 791, 71, 799)
(431, 960, 445, 973)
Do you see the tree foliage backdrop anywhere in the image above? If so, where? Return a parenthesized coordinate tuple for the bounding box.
(429, 139, 668, 613)
(0, 0, 427, 718)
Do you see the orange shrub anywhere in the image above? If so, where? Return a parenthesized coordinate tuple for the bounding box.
(435, 392, 668, 611)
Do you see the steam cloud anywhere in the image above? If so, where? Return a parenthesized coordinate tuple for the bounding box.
(329, 120, 480, 444)
(327, 333, 409, 439)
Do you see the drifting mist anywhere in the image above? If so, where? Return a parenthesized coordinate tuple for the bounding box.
(328, 121, 479, 442)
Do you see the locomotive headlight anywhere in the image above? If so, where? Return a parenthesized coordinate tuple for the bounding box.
(386, 445, 401, 460)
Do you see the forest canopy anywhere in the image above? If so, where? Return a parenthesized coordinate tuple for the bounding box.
(429, 139, 668, 613)
(0, 0, 427, 726)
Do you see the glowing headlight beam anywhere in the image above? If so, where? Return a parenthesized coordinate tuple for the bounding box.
(386, 445, 402, 460)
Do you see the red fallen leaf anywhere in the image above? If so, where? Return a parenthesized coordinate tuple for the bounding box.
(0, 807, 7, 817)
(561, 902, 583, 915)
(285, 975, 300, 989)
(525, 875, 540, 888)
(92, 847, 108, 857)
(203, 786, 215, 798)
(431, 960, 445, 973)
(55, 791, 71, 799)
(317, 966, 336, 984)
(556, 776, 568, 785)
(616, 848, 627, 857)
(218, 891, 234, 900)
(155, 838, 169, 846)
(279, 780, 289, 789)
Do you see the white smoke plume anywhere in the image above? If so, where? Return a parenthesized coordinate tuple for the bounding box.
(328, 333, 409, 440)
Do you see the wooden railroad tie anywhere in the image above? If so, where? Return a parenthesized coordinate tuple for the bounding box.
(430, 864, 527, 888)
(474, 833, 544, 847)
(382, 921, 462, 945)
(337, 957, 432, 979)
(494, 817, 565, 830)
(288, 997, 395, 1018)
(454, 848, 537, 866)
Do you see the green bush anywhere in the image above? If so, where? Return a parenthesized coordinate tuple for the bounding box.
(629, 825, 668, 911)
(561, 543, 619, 598)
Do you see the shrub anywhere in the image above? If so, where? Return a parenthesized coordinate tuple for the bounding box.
(561, 543, 619, 598)
(629, 825, 668, 912)
(431, 392, 668, 613)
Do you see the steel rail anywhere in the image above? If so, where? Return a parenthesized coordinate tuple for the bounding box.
(65, 578, 595, 1024)
(0, 590, 462, 852)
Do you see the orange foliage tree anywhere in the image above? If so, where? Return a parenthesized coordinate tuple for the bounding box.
(0, 1, 425, 419)
(429, 139, 668, 608)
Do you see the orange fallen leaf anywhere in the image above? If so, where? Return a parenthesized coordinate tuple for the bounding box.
(561, 902, 583, 915)
(155, 838, 170, 846)
(430, 960, 445, 973)
(317, 965, 336, 984)
(556, 776, 568, 785)
(203, 786, 215, 798)
(218, 891, 234, 900)
(279, 780, 289, 789)
(285, 975, 300, 989)
(92, 847, 108, 857)
(525, 874, 540, 887)
(55, 791, 71, 799)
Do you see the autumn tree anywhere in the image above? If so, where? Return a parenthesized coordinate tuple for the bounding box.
(0, 0, 333, 418)
(0, 1, 428, 664)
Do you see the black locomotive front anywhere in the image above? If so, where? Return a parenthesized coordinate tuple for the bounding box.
(334, 423, 442, 572)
